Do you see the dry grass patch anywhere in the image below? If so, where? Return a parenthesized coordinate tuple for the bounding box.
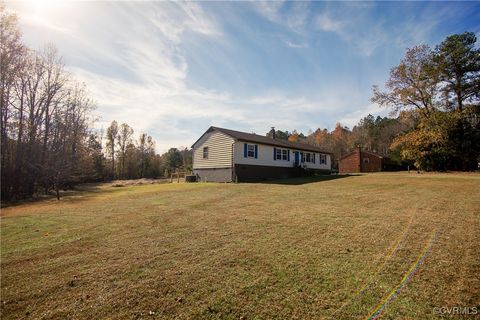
(1, 173, 479, 319)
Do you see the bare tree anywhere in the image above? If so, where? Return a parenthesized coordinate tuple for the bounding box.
(106, 120, 118, 179)
(0, 5, 26, 199)
(137, 133, 155, 178)
(1, 5, 97, 200)
(116, 123, 133, 179)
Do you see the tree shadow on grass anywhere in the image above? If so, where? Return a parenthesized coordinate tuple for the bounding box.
(0, 183, 107, 209)
(258, 174, 357, 185)
(1, 180, 170, 209)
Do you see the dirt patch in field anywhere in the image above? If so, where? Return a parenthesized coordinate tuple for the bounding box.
(108, 178, 170, 188)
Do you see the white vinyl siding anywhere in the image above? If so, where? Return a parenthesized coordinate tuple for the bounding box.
(193, 131, 234, 169)
(234, 141, 331, 170)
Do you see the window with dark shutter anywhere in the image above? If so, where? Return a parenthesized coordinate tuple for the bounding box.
(247, 144, 255, 158)
(306, 153, 311, 163)
(319, 154, 327, 164)
(274, 148, 289, 161)
(275, 148, 282, 160)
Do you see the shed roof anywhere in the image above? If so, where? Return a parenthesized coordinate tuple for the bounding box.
(192, 126, 332, 154)
(339, 149, 384, 160)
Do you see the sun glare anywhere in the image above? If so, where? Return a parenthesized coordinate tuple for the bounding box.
(28, 0, 68, 15)
(30, 0, 54, 11)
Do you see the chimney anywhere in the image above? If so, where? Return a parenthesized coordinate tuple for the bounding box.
(270, 127, 276, 139)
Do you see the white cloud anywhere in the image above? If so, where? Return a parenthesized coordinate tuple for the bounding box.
(286, 1, 310, 31)
(392, 5, 471, 51)
(11, 1, 334, 152)
(17, 12, 71, 34)
(313, 3, 477, 57)
(9, 1, 472, 152)
(144, 1, 221, 42)
(252, 1, 285, 24)
(338, 103, 387, 129)
(285, 40, 308, 48)
(9, 1, 226, 152)
(254, 3, 389, 56)
(315, 13, 343, 33)
(314, 10, 388, 57)
(78, 59, 338, 151)
(252, 1, 310, 33)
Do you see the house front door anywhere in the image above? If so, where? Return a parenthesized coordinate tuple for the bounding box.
(294, 151, 299, 166)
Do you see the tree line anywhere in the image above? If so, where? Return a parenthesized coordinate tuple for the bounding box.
(1, 6, 94, 200)
(266, 113, 416, 169)
(0, 7, 191, 201)
(94, 120, 192, 181)
(267, 32, 479, 171)
(1, 5, 478, 201)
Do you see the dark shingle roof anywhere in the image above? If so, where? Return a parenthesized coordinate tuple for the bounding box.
(192, 126, 332, 154)
(339, 149, 384, 160)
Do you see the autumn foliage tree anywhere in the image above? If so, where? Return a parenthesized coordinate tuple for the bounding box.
(372, 32, 479, 171)
(287, 130, 301, 142)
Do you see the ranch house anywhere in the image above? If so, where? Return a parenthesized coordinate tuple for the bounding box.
(191, 126, 332, 182)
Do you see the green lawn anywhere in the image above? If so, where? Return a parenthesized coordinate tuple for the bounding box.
(1, 173, 479, 319)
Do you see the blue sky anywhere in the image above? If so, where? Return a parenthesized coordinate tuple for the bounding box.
(7, 1, 480, 152)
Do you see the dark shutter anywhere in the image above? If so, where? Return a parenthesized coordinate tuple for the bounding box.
(273, 147, 276, 160)
(313, 153, 316, 163)
(287, 150, 290, 161)
(244, 143, 247, 158)
(254, 145, 258, 159)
